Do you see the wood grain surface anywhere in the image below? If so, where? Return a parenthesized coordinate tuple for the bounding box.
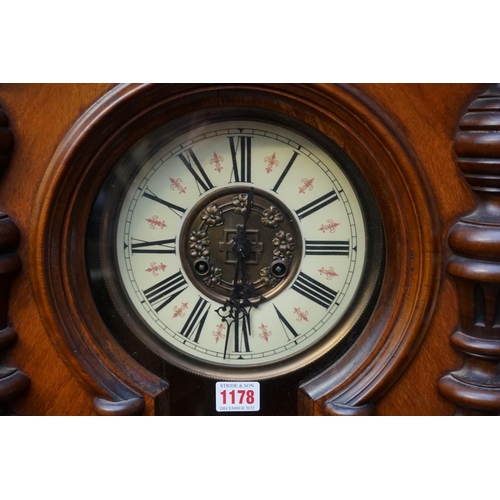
(0, 83, 484, 415)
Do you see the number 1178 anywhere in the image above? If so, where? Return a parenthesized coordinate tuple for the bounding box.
(220, 389, 255, 405)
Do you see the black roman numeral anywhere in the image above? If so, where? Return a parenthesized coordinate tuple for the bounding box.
(131, 238, 176, 254)
(233, 312, 251, 353)
(179, 297, 211, 343)
(271, 150, 299, 193)
(291, 272, 337, 309)
(295, 191, 338, 220)
(228, 136, 252, 182)
(274, 305, 299, 341)
(178, 148, 214, 193)
(305, 240, 350, 256)
(143, 271, 188, 312)
(143, 189, 186, 218)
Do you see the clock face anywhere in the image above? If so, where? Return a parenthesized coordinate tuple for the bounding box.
(87, 110, 384, 379)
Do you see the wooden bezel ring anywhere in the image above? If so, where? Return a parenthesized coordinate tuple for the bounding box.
(30, 84, 440, 415)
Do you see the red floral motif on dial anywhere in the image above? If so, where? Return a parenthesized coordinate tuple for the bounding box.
(264, 152, 279, 174)
(146, 215, 167, 229)
(299, 178, 314, 194)
(146, 262, 167, 276)
(319, 267, 338, 280)
(294, 307, 309, 322)
(213, 323, 226, 343)
(170, 177, 186, 194)
(319, 219, 340, 233)
(209, 152, 224, 173)
(173, 302, 189, 318)
(259, 323, 272, 342)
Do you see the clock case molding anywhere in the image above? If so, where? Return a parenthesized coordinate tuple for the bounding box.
(29, 84, 440, 416)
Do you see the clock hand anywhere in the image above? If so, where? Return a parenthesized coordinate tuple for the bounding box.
(219, 255, 254, 359)
(217, 187, 265, 359)
(243, 187, 253, 227)
(220, 258, 243, 360)
(231, 187, 254, 259)
(230, 187, 264, 305)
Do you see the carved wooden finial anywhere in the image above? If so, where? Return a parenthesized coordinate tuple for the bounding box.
(438, 84, 500, 414)
(0, 106, 29, 414)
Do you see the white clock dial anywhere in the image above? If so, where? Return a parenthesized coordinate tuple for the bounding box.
(113, 119, 370, 371)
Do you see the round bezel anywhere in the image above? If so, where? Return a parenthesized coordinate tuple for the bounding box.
(86, 107, 385, 380)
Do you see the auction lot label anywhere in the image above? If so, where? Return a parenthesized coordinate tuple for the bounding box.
(215, 381, 260, 412)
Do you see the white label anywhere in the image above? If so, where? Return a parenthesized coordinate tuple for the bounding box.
(215, 381, 260, 412)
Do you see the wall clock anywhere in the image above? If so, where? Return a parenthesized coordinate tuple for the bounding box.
(86, 110, 384, 383)
(30, 84, 439, 415)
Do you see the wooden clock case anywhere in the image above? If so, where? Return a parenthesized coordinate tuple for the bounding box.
(0, 83, 496, 416)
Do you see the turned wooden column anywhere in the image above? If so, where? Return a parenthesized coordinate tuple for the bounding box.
(0, 106, 30, 415)
(439, 84, 500, 415)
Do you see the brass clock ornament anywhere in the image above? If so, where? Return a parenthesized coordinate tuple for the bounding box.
(86, 112, 384, 380)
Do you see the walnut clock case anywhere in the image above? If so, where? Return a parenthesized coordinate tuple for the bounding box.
(0, 83, 489, 415)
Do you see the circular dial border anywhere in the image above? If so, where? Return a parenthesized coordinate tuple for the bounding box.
(30, 84, 440, 406)
(95, 118, 379, 373)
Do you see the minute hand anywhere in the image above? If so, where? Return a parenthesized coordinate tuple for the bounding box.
(231, 188, 263, 305)
(231, 187, 254, 259)
(218, 188, 264, 358)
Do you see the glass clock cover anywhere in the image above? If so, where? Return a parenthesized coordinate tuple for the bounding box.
(87, 111, 384, 379)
